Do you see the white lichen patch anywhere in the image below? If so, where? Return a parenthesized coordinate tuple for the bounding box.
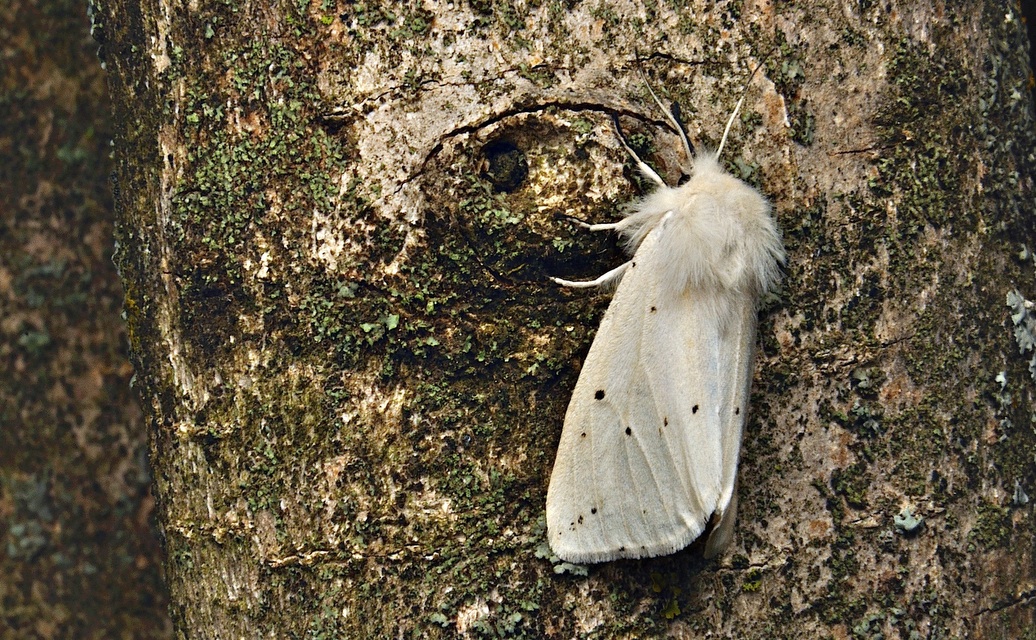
(151, 0, 174, 73)
(243, 230, 274, 281)
(310, 206, 349, 272)
(338, 377, 407, 431)
(1007, 289, 1036, 382)
(567, 578, 611, 634)
(454, 597, 491, 634)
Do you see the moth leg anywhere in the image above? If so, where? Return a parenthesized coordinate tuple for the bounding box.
(558, 211, 653, 237)
(557, 214, 625, 233)
(559, 110, 672, 234)
(551, 261, 630, 289)
(610, 113, 667, 188)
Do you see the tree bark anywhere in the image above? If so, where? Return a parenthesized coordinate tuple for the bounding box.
(96, 0, 1036, 637)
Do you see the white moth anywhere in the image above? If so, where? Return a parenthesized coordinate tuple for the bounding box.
(546, 75, 785, 563)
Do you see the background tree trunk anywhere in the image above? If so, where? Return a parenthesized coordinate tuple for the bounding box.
(0, 1, 170, 637)
(96, 0, 1036, 637)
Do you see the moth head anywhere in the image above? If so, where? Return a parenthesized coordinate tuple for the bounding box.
(686, 156, 784, 295)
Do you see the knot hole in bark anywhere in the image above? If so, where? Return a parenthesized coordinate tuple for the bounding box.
(480, 139, 528, 193)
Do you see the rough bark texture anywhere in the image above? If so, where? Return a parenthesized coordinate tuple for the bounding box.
(95, 0, 1036, 637)
(0, 1, 171, 637)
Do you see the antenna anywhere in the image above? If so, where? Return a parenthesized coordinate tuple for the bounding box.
(640, 72, 695, 160)
(717, 56, 770, 158)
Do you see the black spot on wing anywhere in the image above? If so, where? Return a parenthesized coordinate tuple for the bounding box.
(692, 404, 699, 414)
(595, 389, 605, 400)
(590, 507, 597, 514)
(625, 427, 632, 436)
(650, 306, 657, 312)
(735, 407, 740, 415)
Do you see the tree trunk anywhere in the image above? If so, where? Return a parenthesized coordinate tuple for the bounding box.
(95, 0, 1036, 636)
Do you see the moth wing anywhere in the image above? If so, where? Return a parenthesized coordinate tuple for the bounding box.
(547, 221, 755, 563)
(704, 299, 758, 558)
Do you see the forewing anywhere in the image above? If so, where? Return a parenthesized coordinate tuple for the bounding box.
(704, 299, 758, 557)
(547, 223, 754, 563)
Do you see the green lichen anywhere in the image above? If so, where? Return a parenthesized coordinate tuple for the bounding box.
(970, 500, 1011, 550)
(741, 567, 763, 592)
(831, 462, 870, 509)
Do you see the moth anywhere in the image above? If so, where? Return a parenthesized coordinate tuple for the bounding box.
(546, 72, 785, 563)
